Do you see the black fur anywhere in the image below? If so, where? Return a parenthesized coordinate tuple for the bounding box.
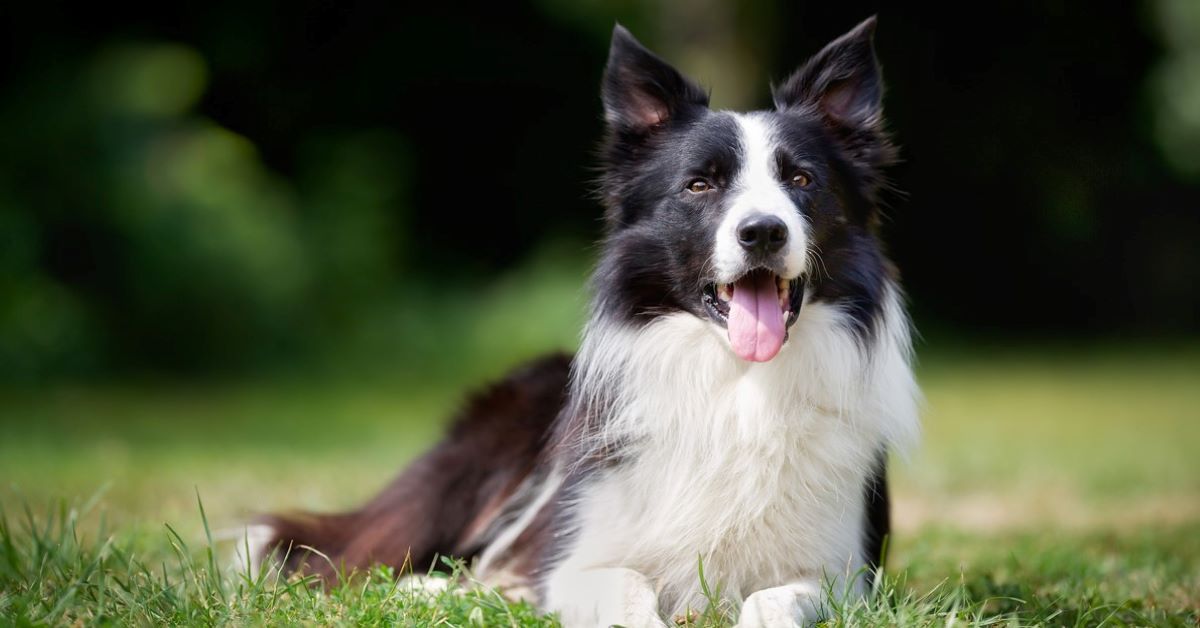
(863, 451, 891, 584)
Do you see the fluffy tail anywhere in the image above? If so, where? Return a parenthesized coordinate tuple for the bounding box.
(258, 353, 572, 581)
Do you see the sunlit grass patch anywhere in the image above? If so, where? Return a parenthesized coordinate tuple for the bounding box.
(3, 495, 1196, 626)
(0, 493, 556, 626)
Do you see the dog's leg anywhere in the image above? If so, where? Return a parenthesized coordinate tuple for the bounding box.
(546, 567, 667, 628)
(257, 353, 572, 581)
(734, 580, 825, 628)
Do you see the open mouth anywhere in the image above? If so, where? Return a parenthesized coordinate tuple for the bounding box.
(702, 268, 805, 362)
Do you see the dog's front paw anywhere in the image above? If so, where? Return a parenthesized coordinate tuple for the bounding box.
(548, 567, 667, 628)
(735, 582, 822, 628)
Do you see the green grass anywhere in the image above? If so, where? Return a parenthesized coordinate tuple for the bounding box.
(2, 343, 1198, 625)
(0, 494, 555, 626)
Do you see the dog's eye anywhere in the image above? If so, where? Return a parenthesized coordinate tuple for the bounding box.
(686, 179, 714, 193)
(790, 171, 813, 188)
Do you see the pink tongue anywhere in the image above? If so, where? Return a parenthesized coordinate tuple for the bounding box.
(727, 273, 785, 362)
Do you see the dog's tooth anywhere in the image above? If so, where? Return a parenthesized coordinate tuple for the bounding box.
(718, 284, 733, 302)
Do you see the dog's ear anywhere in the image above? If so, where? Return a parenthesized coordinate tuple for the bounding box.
(602, 24, 709, 134)
(772, 16, 882, 130)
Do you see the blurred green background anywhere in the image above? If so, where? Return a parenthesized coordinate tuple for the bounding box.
(2, 0, 1198, 381)
(0, 0, 1198, 611)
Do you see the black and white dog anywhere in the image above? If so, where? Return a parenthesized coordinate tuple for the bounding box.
(253, 16, 918, 627)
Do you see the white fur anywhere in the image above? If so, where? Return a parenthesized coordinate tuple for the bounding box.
(228, 523, 277, 577)
(736, 581, 824, 628)
(713, 113, 810, 283)
(551, 567, 668, 628)
(542, 284, 919, 624)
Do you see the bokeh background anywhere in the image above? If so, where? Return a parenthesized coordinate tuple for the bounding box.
(4, 0, 1200, 381)
(1, 0, 1198, 616)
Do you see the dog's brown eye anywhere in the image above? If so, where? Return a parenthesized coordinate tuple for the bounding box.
(791, 171, 812, 188)
(686, 179, 713, 193)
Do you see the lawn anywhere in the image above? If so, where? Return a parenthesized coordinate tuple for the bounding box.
(1, 343, 1198, 626)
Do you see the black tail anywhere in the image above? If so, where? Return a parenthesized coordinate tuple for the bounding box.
(260, 353, 572, 581)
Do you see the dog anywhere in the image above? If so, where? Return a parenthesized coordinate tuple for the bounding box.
(251, 16, 919, 627)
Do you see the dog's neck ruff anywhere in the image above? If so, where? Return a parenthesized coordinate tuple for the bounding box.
(570, 284, 919, 464)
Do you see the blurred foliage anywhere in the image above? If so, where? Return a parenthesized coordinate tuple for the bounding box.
(1149, 0, 1200, 176)
(0, 0, 1198, 382)
(2, 44, 314, 377)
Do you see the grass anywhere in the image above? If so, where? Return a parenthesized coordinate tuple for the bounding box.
(1, 342, 1198, 625)
(0, 494, 555, 626)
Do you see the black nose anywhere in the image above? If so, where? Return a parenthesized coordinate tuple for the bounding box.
(737, 214, 788, 255)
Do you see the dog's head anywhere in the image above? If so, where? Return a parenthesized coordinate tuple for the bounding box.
(593, 17, 897, 363)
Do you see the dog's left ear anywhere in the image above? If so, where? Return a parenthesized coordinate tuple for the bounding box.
(773, 16, 883, 130)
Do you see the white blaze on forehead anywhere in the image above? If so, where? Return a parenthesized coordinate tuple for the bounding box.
(712, 113, 809, 283)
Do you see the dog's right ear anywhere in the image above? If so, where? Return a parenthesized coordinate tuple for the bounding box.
(602, 25, 709, 134)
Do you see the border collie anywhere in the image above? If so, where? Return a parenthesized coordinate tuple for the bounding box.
(252, 16, 919, 627)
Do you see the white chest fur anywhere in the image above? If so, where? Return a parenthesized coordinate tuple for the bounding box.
(547, 288, 919, 617)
